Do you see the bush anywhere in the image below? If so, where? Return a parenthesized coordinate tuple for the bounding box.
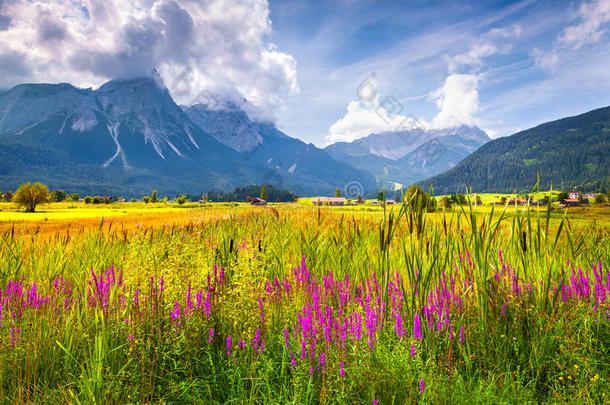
(404, 185, 437, 212)
(71, 193, 80, 202)
(143, 196, 150, 204)
(92, 197, 101, 204)
(3, 191, 13, 202)
(176, 195, 187, 205)
(50, 190, 67, 202)
(440, 196, 452, 209)
(595, 193, 606, 204)
(84, 196, 93, 204)
(14, 182, 50, 212)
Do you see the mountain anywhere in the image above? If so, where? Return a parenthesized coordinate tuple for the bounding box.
(0, 77, 375, 197)
(184, 103, 375, 196)
(324, 126, 490, 187)
(417, 106, 610, 194)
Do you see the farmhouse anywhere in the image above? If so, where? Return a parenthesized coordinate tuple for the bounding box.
(250, 197, 267, 206)
(558, 199, 583, 208)
(313, 197, 346, 206)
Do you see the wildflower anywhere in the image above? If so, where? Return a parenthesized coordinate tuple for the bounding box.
(410, 344, 417, 357)
(340, 361, 345, 378)
(127, 335, 134, 341)
(419, 379, 425, 393)
(208, 328, 214, 344)
(459, 326, 464, 345)
(227, 335, 232, 356)
(414, 313, 422, 340)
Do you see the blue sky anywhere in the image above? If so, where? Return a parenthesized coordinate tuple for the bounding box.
(0, 0, 609, 146)
(266, 0, 610, 145)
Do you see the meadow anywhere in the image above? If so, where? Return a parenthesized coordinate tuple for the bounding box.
(0, 200, 609, 403)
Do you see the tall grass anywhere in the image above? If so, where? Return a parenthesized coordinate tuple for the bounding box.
(0, 202, 608, 403)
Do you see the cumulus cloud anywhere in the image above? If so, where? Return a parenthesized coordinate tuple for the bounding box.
(326, 96, 423, 144)
(430, 74, 479, 129)
(0, 0, 298, 121)
(559, 0, 610, 49)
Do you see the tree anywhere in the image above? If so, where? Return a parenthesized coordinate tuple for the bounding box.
(71, 193, 80, 202)
(203, 194, 208, 203)
(377, 190, 385, 202)
(475, 195, 482, 205)
(404, 185, 436, 212)
(3, 191, 13, 202)
(84, 196, 93, 204)
(14, 182, 50, 212)
(595, 193, 606, 204)
(143, 196, 150, 204)
(50, 190, 67, 202)
(260, 184, 268, 201)
(335, 187, 341, 198)
(440, 196, 452, 209)
(151, 190, 158, 203)
(177, 195, 187, 205)
(557, 191, 569, 201)
(92, 197, 101, 204)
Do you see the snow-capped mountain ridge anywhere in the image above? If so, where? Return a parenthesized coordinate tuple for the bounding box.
(0, 77, 376, 196)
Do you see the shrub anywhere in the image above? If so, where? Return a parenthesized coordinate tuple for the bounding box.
(84, 196, 93, 204)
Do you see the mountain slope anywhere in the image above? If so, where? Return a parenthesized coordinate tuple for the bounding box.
(417, 106, 610, 194)
(0, 78, 375, 196)
(185, 104, 376, 196)
(325, 126, 490, 187)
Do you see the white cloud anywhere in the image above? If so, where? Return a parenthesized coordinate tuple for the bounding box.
(431, 74, 479, 129)
(531, 47, 560, 71)
(0, 0, 298, 121)
(449, 25, 520, 74)
(326, 92, 423, 144)
(449, 42, 498, 73)
(326, 98, 423, 144)
(559, 0, 610, 49)
(534, 0, 610, 72)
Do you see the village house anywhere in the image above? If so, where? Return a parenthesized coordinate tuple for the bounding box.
(569, 192, 580, 199)
(558, 198, 584, 208)
(250, 197, 267, 206)
(312, 197, 346, 206)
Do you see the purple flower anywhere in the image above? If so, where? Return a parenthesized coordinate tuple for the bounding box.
(410, 344, 417, 357)
(208, 328, 214, 344)
(227, 335, 232, 356)
(419, 379, 425, 393)
(414, 313, 422, 340)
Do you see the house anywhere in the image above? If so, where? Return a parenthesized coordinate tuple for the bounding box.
(385, 200, 396, 205)
(583, 193, 597, 199)
(569, 192, 580, 199)
(559, 199, 582, 208)
(313, 197, 346, 206)
(250, 197, 267, 206)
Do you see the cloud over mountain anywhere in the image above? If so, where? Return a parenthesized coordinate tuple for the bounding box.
(0, 0, 298, 120)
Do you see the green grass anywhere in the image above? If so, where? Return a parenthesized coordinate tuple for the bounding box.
(0, 199, 608, 403)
